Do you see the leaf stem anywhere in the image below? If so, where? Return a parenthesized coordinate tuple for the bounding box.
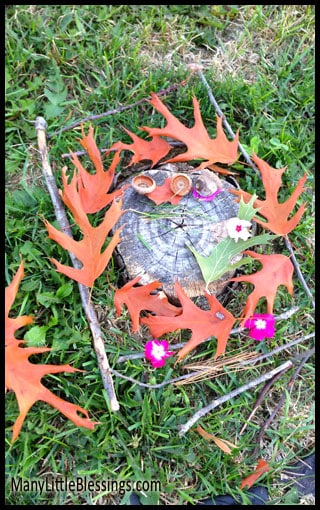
(35, 116, 120, 412)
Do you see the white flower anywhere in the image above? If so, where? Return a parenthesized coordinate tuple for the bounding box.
(226, 217, 252, 242)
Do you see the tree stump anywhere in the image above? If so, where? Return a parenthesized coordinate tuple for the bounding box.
(113, 163, 240, 303)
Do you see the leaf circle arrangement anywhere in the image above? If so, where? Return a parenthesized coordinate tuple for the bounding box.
(6, 89, 310, 449)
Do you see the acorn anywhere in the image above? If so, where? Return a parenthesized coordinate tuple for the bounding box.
(131, 174, 156, 194)
(170, 173, 192, 196)
(194, 169, 223, 196)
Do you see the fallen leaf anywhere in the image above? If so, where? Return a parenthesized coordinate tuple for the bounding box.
(71, 124, 123, 214)
(5, 261, 33, 348)
(240, 459, 270, 489)
(141, 92, 240, 169)
(114, 276, 181, 333)
(231, 153, 307, 235)
(141, 280, 236, 361)
(145, 177, 184, 205)
(45, 168, 123, 288)
(111, 127, 172, 168)
(195, 425, 237, 454)
(230, 251, 294, 325)
(5, 261, 97, 443)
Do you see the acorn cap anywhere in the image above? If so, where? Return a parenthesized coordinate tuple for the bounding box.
(170, 173, 192, 196)
(131, 174, 156, 194)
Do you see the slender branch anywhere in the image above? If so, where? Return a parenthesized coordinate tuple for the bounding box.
(239, 332, 314, 366)
(109, 367, 202, 389)
(197, 67, 314, 309)
(47, 81, 187, 138)
(284, 234, 315, 308)
(239, 369, 289, 435)
(252, 347, 315, 457)
(196, 67, 260, 175)
(35, 116, 120, 412)
(115, 306, 300, 364)
(178, 360, 293, 437)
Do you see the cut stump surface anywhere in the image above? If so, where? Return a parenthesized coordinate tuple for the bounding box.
(113, 163, 240, 302)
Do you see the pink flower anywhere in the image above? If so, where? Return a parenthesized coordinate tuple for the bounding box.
(145, 339, 174, 368)
(244, 314, 275, 341)
(192, 188, 223, 201)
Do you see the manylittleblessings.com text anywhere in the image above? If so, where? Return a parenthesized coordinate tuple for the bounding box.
(9, 477, 161, 496)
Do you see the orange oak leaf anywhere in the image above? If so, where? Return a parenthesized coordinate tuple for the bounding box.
(44, 168, 123, 287)
(5, 261, 97, 443)
(195, 425, 237, 454)
(5, 261, 33, 348)
(111, 127, 172, 168)
(231, 153, 307, 235)
(240, 459, 270, 490)
(141, 280, 236, 361)
(145, 177, 184, 205)
(70, 124, 123, 214)
(114, 276, 182, 333)
(141, 92, 240, 169)
(230, 251, 294, 325)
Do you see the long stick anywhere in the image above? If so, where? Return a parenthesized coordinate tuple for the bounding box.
(178, 360, 293, 437)
(197, 68, 315, 309)
(47, 81, 187, 138)
(196, 68, 260, 175)
(35, 116, 119, 411)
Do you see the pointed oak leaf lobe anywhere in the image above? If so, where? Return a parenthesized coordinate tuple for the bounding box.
(145, 177, 184, 205)
(230, 251, 294, 325)
(142, 93, 240, 169)
(141, 280, 235, 361)
(45, 168, 123, 288)
(231, 153, 307, 235)
(71, 124, 123, 214)
(5, 261, 97, 443)
(114, 276, 181, 333)
(111, 127, 172, 168)
(240, 459, 270, 490)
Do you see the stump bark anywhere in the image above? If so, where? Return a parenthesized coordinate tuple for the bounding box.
(113, 163, 240, 303)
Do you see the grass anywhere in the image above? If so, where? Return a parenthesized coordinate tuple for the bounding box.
(5, 5, 314, 505)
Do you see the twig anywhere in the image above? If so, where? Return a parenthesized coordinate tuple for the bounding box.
(239, 369, 289, 435)
(115, 306, 300, 364)
(35, 116, 119, 412)
(196, 67, 260, 175)
(47, 81, 187, 138)
(178, 360, 293, 437)
(197, 68, 314, 309)
(239, 333, 314, 366)
(284, 234, 315, 308)
(109, 368, 202, 389)
(252, 347, 315, 457)
(111, 331, 313, 402)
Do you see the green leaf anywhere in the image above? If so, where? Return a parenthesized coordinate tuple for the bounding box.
(43, 103, 65, 119)
(237, 193, 260, 221)
(24, 325, 48, 346)
(43, 86, 68, 105)
(56, 282, 73, 299)
(187, 194, 274, 286)
(187, 233, 278, 287)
